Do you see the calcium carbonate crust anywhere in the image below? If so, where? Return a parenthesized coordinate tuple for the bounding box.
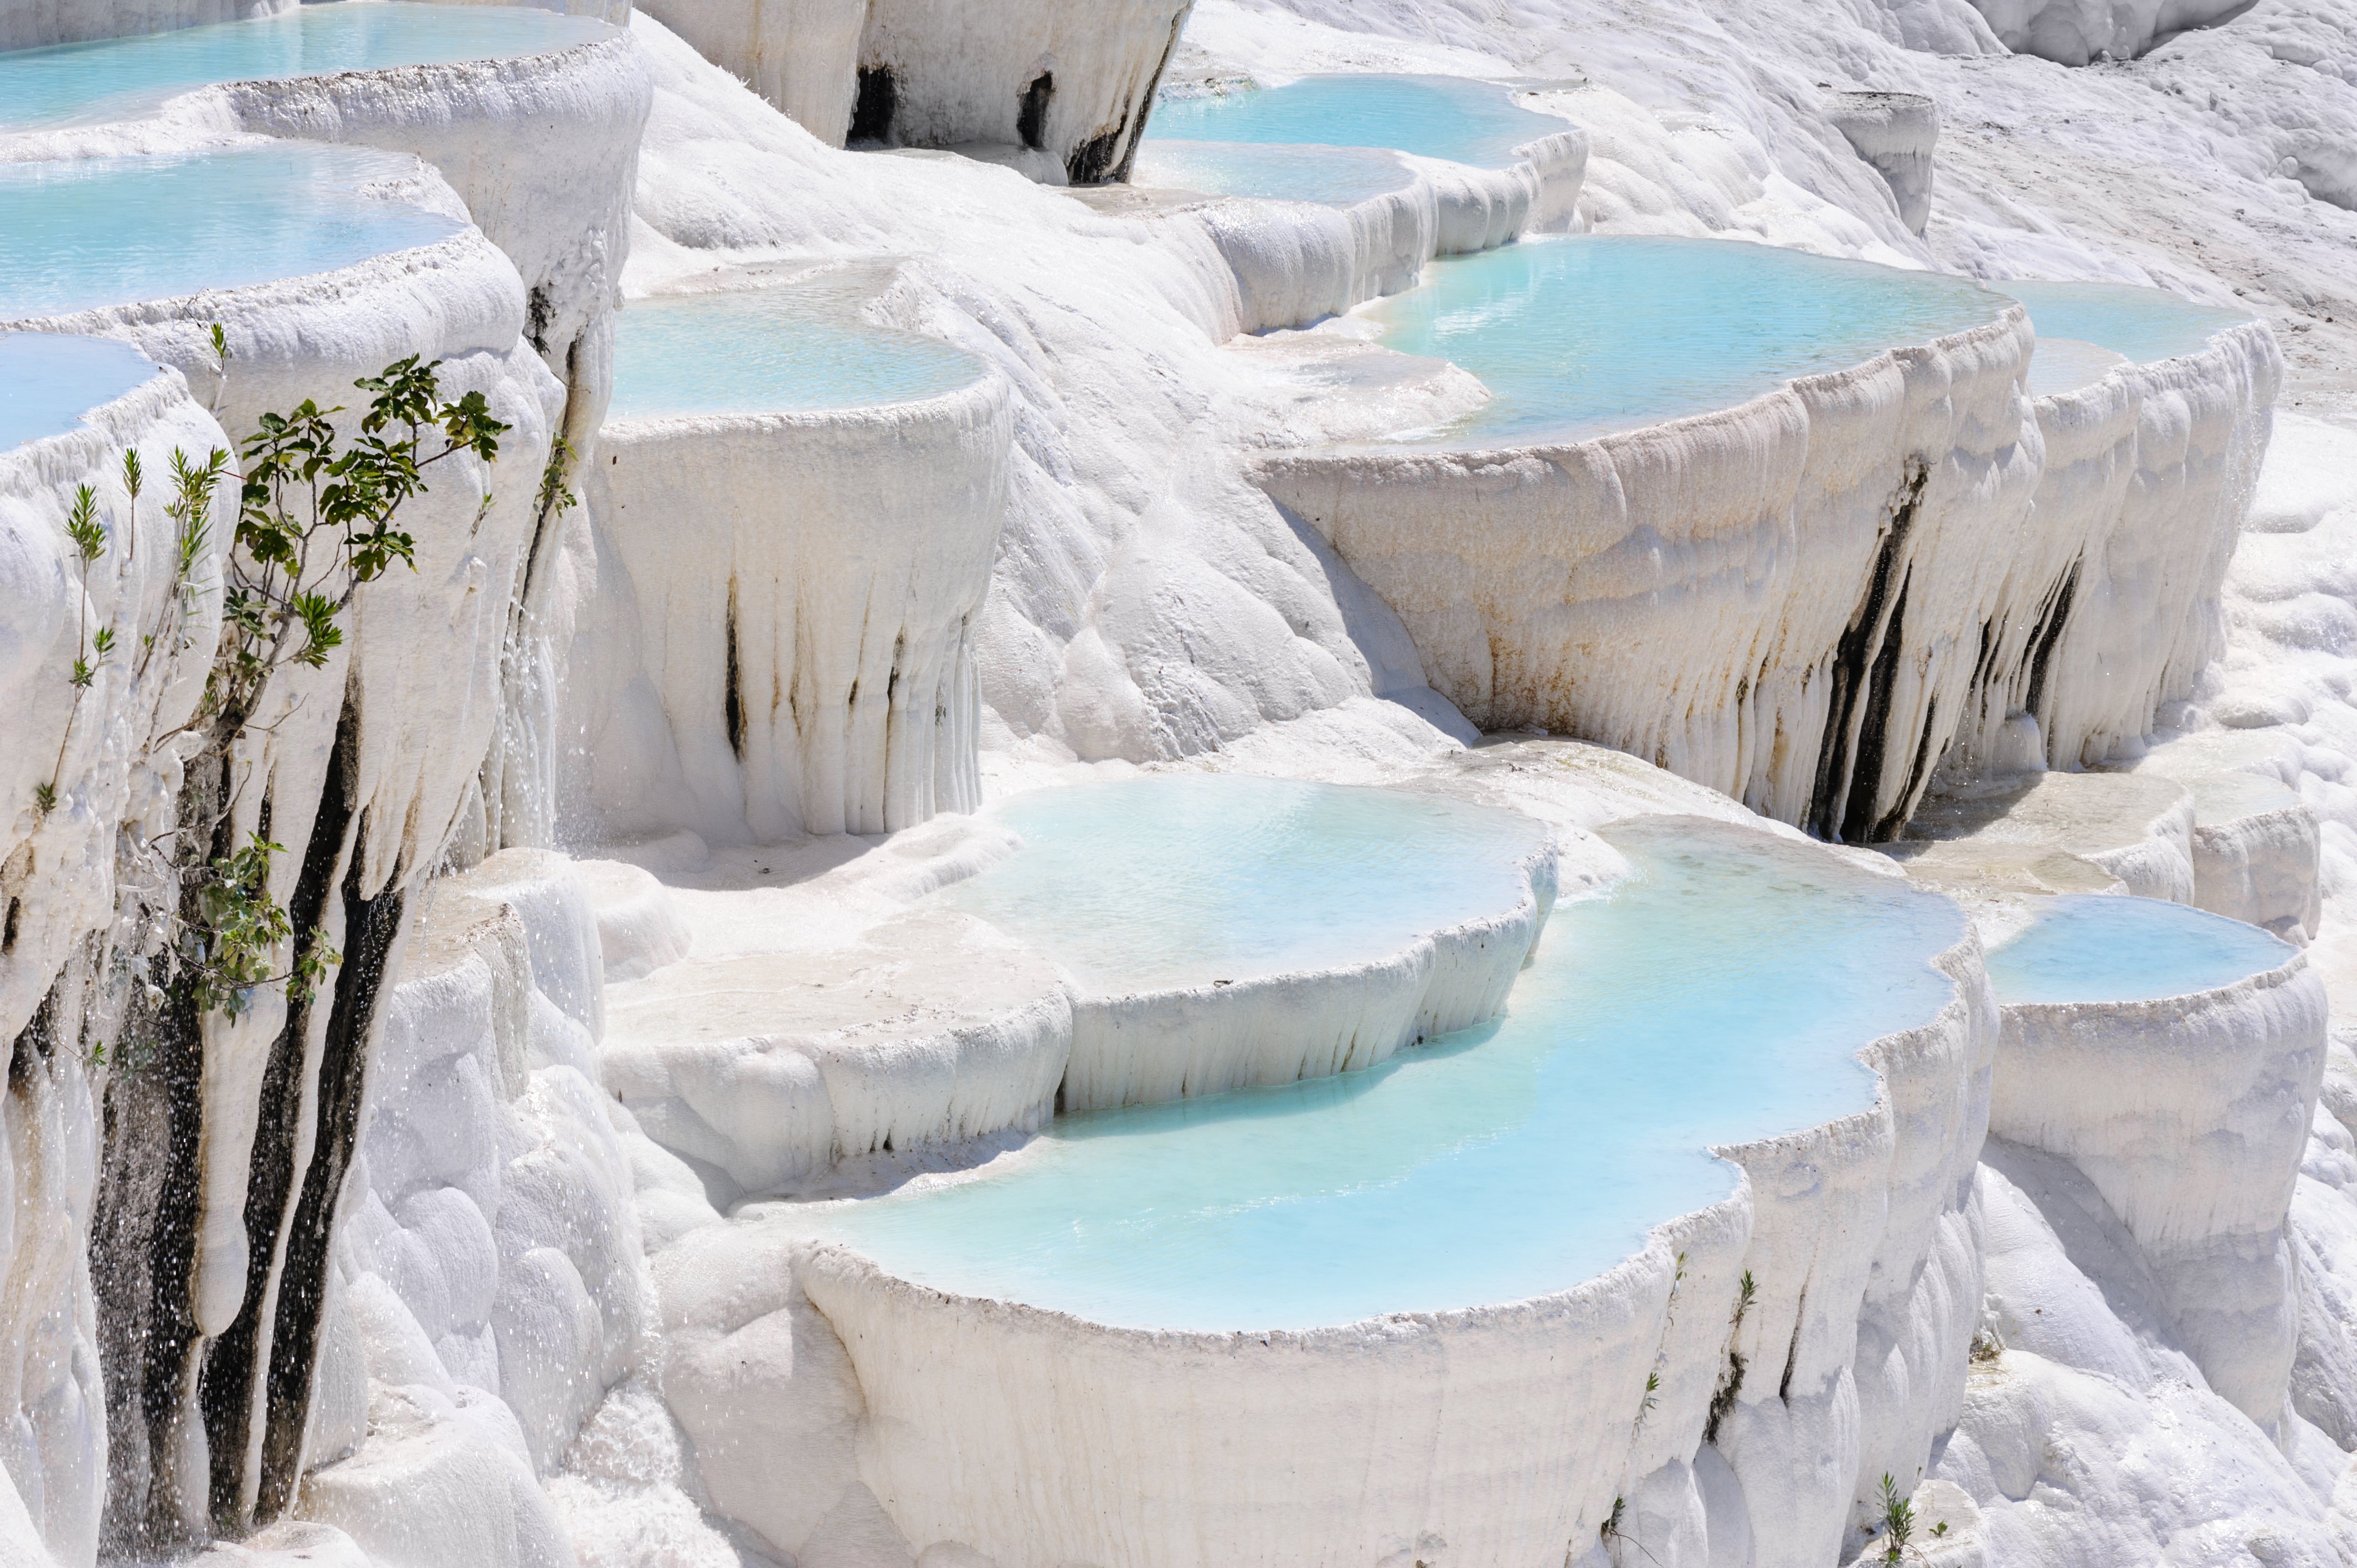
(208, 32, 653, 427)
(781, 839, 1992, 1568)
(1952, 317, 2282, 782)
(0, 364, 231, 1566)
(580, 367, 1013, 844)
(1258, 301, 2281, 850)
(597, 907, 1075, 1203)
(1058, 833, 1557, 1109)
(1991, 947, 2329, 1421)
(1146, 125, 1587, 333)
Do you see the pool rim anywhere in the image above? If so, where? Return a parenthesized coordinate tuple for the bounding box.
(784, 812, 1982, 1340)
(601, 274, 999, 435)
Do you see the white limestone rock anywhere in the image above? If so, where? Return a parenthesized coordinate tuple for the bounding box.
(1057, 830, 1556, 1111)
(601, 907, 1072, 1202)
(785, 824, 1993, 1568)
(1823, 90, 1938, 235)
(634, 0, 868, 143)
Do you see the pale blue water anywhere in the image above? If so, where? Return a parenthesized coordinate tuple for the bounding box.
(933, 776, 1551, 991)
(1146, 76, 1571, 169)
(1130, 140, 1415, 207)
(819, 815, 1963, 1330)
(607, 288, 981, 421)
(0, 2, 613, 130)
(1987, 894, 2292, 1005)
(1366, 236, 2007, 445)
(1995, 280, 2253, 368)
(2026, 336, 2128, 398)
(0, 145, 462, 321)
(0, 333, 163, 450)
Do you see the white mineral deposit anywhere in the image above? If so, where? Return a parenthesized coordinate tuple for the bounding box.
(0, 0, 2353, 1564)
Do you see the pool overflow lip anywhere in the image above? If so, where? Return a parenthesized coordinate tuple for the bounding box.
(0, 2, 619, 132)
(801, 806, 1968, 1335)
(0, 144, 471, 326)
(0, 332, 166, 451)
(1986, 892, 2299, 1007)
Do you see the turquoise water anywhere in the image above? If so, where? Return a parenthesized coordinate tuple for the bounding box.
(819, 816, 1963, 1330)
(932, 776, 1551, 992)
(1145, 76, 1571, 169)
(1987, 894, 2292, 1005)
(0, 333, 163, 450)
(1366, 236, 2007, 444)
(0, 145, 462, 321)
(1130, 140, 1416, 207)
(0, 2, 613, 129)
(607, 287, 981, 421)
(1995, 280, 2252, 368)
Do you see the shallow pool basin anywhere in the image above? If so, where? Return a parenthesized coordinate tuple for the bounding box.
(1361, 235, 2008, 445)
(607, 283, 983, 422)
(934, 774, 1546, 993)
(1998, 279, 2254, 372)
(816, 814, 1961, 1331)
(1145, 75, 1571, 169)
(0, 144, 463, 322)
(1128, 139, 1416, 207)
(0, 1, 614, 130)
(0, 332, 164, 450)
(1987, 893, 2293, 1005)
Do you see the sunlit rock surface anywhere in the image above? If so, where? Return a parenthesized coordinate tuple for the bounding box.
(3, 0, 2357, 1561)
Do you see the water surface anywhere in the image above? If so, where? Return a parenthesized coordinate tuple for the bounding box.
(608, 286, 981, 421)
(1996, 280, 2252, 369)
(1130, 140, 1415, 207)
(817, 815, 1963, 1330)
(1987, 894, 2291, 1005)
(931, 775, 1549, 992)
(0, 333, 163, 450)
(1365, 235, 2006, 444)
(0, 2, 613, 129)
(1146, 75, 1571, 169)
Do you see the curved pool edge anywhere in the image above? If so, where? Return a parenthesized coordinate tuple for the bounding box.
(1249, 300, 2039, 839)
(774, 830, 1995, 1568)
(2, 216, 542, 439)
(0, 27, 653, 440)
(1958, 312, 2282, 780)
(1155, 121, 1589, 337)
(1056, 832, 1558, 1109)
(583, 361, 1015, 843)
(1988, 934, 2322, 1421)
